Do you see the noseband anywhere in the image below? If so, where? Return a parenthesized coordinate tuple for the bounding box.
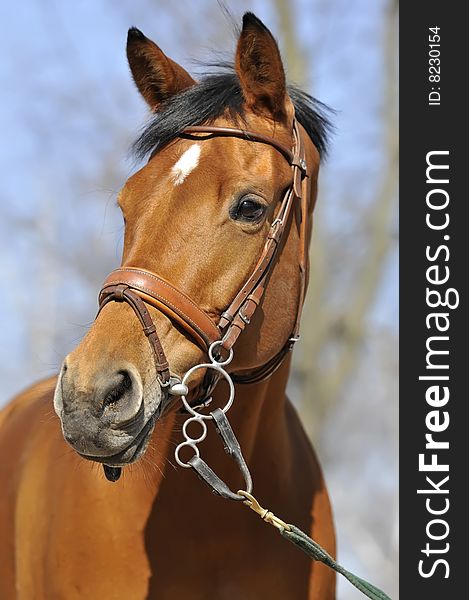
(98, 118, 310, 402)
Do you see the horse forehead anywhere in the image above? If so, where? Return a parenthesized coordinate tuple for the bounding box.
(171, 143, 202, 185)
(123, 129, 292, 201)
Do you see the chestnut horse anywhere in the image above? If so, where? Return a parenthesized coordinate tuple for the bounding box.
(0, 13, 336, 599)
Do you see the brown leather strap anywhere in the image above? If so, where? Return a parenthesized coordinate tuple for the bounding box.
(182, 126, 294, 165)
(98, 285, 171, 386)
(100, 268, 220, 351)
(292, 120, 311, 342)
(217, 120, 307, 355)
(232, 341, 294, 385)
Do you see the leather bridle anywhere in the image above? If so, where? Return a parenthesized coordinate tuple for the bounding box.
(95, 121, 393, 600)
(98, 118, 310, 404)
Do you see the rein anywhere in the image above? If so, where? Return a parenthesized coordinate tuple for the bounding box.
(96, 119, 391, 600)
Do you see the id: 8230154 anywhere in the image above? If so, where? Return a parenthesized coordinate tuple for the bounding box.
(428, 26, 441, 106)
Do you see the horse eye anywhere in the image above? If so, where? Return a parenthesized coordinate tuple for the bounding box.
(232, 198, 266, 222)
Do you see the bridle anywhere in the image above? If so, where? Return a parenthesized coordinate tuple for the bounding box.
(98, 117, 310, 407)
(95, 118, 393, 600)
(98, 119, 309, 400)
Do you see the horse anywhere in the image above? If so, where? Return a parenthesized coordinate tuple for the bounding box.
(0, 12, 336, 599)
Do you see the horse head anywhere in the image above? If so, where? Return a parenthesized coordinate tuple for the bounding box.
(53, 13, 328, 471)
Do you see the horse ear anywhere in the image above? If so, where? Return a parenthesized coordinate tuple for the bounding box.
(235, 13, 293, 123)
(126, 28, 196, 111)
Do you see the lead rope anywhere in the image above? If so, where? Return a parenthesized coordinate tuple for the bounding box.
(175, 342, 392, 600)
(238, 492, 391, 600)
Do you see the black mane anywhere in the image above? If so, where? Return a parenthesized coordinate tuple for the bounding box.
(132, 69, 333, 161)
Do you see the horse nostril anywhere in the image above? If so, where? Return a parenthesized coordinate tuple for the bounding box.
(103, 370, 133, 409)
(98, 368, 144, 426)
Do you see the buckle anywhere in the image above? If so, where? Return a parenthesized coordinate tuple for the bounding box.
(239, 310, 250, 325)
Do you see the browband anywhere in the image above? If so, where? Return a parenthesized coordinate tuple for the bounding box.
(182, 126, 295, 165)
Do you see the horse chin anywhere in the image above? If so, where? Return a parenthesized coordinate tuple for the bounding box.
(77, 415, 156, 468)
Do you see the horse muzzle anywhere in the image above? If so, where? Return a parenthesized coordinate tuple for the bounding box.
(53, 359, 162, 467)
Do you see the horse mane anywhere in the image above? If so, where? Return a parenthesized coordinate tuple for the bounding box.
(132, 66, 333, 161)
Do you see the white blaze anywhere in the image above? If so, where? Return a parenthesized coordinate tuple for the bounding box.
(171, 144, 201, 185)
